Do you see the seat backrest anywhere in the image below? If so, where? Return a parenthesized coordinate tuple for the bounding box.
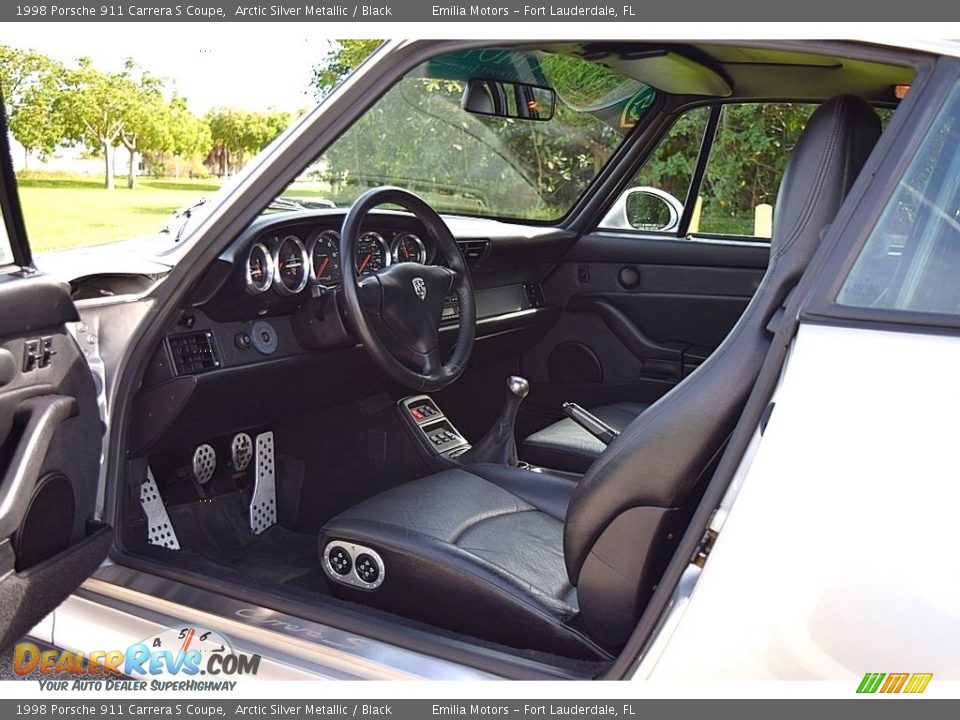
(565, 95, 882, 647)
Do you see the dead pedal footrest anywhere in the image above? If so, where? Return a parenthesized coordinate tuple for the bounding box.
(140, 467, 180, 550)
(249, 431, 277, 535)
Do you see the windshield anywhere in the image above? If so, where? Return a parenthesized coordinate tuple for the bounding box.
(276, 49, 655, 221)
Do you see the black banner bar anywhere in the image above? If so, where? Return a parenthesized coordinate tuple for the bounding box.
(3, 0, 958, 21)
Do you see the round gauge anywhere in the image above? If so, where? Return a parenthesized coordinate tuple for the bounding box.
(356, 231, 391, 276)
(272, 235, 310, 296)
(310, 230, 342, 288)
(245, 242, 274, 294)
(391, 233, 427, 264)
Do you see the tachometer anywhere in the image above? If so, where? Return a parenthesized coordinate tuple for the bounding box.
(272, 235, 309, 296)
(356, 232, 391, 276)
(391, 233, 427, 264)
(310, 230, 342, 288)
(244, 242, 274, 294)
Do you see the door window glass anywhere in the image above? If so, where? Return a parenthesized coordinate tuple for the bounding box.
(695, 103, 818, 239)
(839, 84, 960, 315)
(598, 106, 709, 232)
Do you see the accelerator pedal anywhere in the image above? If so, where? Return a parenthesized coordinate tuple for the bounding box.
(249, 431, 277, 535)
(140, 467, 180, 550)
(231, 432, 253, 473)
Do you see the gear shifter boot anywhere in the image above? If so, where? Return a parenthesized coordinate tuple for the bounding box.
(458, 376, 529, 466)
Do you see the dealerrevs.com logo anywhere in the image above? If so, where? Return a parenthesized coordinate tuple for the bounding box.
(14, 626, 260, 691)
(857, 672, 933, 694)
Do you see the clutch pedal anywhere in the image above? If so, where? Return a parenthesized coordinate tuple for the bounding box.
(230, 432, 253, 473)
(249, 431, 277, 535)
(192, 443, 217, 485)
(140, 467, 180, 550)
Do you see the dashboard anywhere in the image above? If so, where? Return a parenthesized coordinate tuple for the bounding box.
(132, 208, 575, 454)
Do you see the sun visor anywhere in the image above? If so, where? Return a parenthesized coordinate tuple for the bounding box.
(599, 50, 733, 97)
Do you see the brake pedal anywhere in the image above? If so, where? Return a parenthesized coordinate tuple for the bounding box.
(249, 431, 277, 535)
(230, 432, 253, 473)
(140, 467, 180, 550)
(192, 443, 217, 485)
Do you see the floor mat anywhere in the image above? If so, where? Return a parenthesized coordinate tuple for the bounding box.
(166, 491, 320, 586)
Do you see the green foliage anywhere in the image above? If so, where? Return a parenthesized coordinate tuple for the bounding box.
(0, 45, 229, 188)
(205, 106, 291, 176)
(0, 47, 64, 159)
(310, 40, 383, 99)
(628, 103, 817, 236)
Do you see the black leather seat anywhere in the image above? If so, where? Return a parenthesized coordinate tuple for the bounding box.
(319, 96, 881, 658)
(522, 401, 648, 473)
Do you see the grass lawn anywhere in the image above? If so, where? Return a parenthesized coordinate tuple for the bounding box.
(16, 173, 223, 253)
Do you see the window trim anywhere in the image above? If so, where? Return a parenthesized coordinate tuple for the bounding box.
(0, 97, 32, 269)
(677, 105, 721, 236)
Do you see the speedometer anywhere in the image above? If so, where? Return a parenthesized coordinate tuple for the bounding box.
(310, 230, 342, 288)
(272, 235, 309, 296)
(244, 242, 274, 294)
(356, 232, 391, 276)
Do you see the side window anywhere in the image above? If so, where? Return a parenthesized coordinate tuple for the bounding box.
(838, 84, 960, 315)
(694, 103, 818, 239)
(599, 106, 710, 232)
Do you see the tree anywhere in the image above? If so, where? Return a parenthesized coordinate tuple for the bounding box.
(9, 69, 65, 166)
(57, 58, 139, 189)
(310, 40, 382, 99)
(118, 61, 170, 189)
(165, 96, 211, 176)
(205, 107, 291, 176)
(0, 46, 63, 167)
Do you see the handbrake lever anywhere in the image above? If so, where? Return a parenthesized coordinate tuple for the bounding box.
(562, 402, 620, 445)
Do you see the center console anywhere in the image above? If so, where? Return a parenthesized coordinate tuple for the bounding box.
(398, 396, 471, 460)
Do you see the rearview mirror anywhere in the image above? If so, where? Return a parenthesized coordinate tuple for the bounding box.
(462, 78, 556, 121)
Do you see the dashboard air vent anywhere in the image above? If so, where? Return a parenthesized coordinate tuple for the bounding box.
(456, 239, 490, 268)
(167, 331, 220, 376)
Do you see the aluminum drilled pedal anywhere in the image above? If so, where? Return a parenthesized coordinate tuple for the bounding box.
(140, 467, 180, 550)
(230, 432, 253, 473)
(249, 431, 276, 535)
(192, 443, 216, 485)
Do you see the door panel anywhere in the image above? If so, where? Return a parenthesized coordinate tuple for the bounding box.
(0, 274, 111, 651)
(0, 88, 111, 651)
(518, 230, 768, 435)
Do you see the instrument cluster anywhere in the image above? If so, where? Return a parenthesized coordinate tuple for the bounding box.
(243, 227, 429, 297)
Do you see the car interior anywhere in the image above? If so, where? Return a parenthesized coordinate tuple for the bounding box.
(70, 41, 921, 675)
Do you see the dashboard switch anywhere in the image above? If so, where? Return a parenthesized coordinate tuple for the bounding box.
(235, 332, 252, 350)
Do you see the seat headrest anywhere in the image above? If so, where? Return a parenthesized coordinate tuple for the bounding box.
(770, 94, 881, 263)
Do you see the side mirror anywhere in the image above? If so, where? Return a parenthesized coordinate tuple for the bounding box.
(601, 187, 683, 232)
(462, 78, 556, 121)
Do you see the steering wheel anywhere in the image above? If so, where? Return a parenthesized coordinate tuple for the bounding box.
(339, 187, 477, 392)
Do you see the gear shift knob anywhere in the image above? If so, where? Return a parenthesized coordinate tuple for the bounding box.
(508, 376, 530, 399)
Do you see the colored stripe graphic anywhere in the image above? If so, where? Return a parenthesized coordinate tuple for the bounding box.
(880, 673, 910, 693)
(903, 673, 933, 694)
(857, 673, 886, 693)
